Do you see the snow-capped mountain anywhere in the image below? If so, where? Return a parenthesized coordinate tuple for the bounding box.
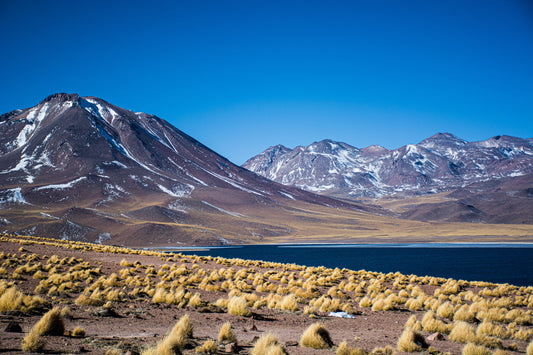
(0, 93, 369, 245)
(243, 133, 533, 199)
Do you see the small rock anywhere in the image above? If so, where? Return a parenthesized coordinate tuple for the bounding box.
(427, 332, 444, 341)
(252, 336, 260, 343)
(285, 341, 298, 347)
(250, 321, 258, 331)
(225, 343, 238, 353)
(5, 321, 22, 333)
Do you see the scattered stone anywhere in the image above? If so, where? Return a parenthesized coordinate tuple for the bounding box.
(5, 321, 22, 333)
(285, 341, 298, 347)
(225, 343, 238, 353)
(250, 321, 258, 331)
(427, 332, 445, 341)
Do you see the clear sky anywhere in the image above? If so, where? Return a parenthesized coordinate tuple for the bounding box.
(1, 0, 532, 164)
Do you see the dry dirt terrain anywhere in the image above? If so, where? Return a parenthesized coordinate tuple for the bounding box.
(0, 234, 532, 355)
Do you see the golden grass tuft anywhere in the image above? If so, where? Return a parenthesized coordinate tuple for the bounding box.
(461, 343, 491, 355)
(142, 315, 192, 355)
(404, 315, 422, 331)
(0, 286, 23, 312)
(397, 328, 427, 352)
(218, 322, 237, 343)
(251, 332, 287, 355)
(21, 329, 45, 352)
(171, 314, 193, 339)
(71, 326, 86, 337)
(195, 339, 217, 354)
(527, 341, 533, 355)
(33, 306, 65, 336)
(336, 341, 369, 355)
(449, 321, 477, 344)
(422, 310, 452, 334)
(280, 294, 299, 312)
(370, 345, 395, 355)
(300, 322, 334, 349)
(227, 296, 252, 317)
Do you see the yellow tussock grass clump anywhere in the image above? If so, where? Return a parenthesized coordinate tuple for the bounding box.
(437, 302, 455, 319)
(370, 345, 395, 355)
(450, 321, 477, 344)
(422, 311, 452, 334)
(280, 294, 298, 312)
(195, 339, 217, 354)
(21, 330, 45, 352)
(404, 315, 422, 331)
(397, 328, 427, 352)
(0, 286, 23, 312)
(172, 314, 193, 339)
(461, 343, 491, 355)
(71, 326, 86, 337)
(33, 307, 65, 336)
(476, 320, 507, 339)
(454, 304, 476, 322)
(228, 296, 252, 317)
(142, 315, 192, 355)
(105, 349, 123, 355)
(300, 322, 334, 349)
(218, 322, 237, 343)
(359, 296, 372, 308)
(336, 341, 368, 355)
(251, 333, 287, 355)
(526, 341, 533, 355)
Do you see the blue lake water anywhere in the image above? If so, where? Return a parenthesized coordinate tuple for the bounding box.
(177, 243, 533, 286)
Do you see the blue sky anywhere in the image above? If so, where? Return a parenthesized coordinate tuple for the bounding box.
(1, 0, 532, 164)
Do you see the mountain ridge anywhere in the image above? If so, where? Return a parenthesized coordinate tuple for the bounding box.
(243, 133, 533, 224)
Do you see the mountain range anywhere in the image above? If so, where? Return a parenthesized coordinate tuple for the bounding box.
(243, 134, 533, 224)
(1, 93, 532, 246)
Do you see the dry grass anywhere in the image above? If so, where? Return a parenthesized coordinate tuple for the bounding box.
(0, 286, 23, 312)
(397, 328, 427, 352)
(71, 326, 86, 337)
(336, 341, 369, 355)
(450, 321, 478, 344)
(33, 306, 65, 336)
(527, 341, 533, 355)
(300, 322, 334, 349)
(251, 333, 287, 355)
(21, 330, 45, 352)
(461, 343, 491, 355)
(218, 321, 237, 343)
(227, 296, 252, 316)
(195, 339, 217, 354)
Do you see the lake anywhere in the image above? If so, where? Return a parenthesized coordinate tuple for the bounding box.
(177, 243, 533, 286)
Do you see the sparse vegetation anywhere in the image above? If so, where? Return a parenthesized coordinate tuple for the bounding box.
(300, 322, 334, 349)
(0, 233, 532, 354)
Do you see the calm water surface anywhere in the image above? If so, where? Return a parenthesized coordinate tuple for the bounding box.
(178, 243, 533, 286)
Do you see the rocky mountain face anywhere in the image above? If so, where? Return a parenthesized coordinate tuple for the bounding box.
(0, 93, 368, 246)
(243, 133, 533, 224)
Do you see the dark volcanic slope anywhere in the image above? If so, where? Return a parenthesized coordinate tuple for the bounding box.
(243, 134, 533, 224)
(0, 93, 373, 245)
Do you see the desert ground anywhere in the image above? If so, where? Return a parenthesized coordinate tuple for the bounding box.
(0, 234, 532, 355)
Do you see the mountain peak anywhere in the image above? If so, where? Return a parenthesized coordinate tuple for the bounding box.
(419, 132, 467, 148)
(42, 93, 80, 104)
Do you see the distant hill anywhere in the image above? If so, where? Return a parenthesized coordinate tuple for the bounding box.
(243, 133, 533, 224)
